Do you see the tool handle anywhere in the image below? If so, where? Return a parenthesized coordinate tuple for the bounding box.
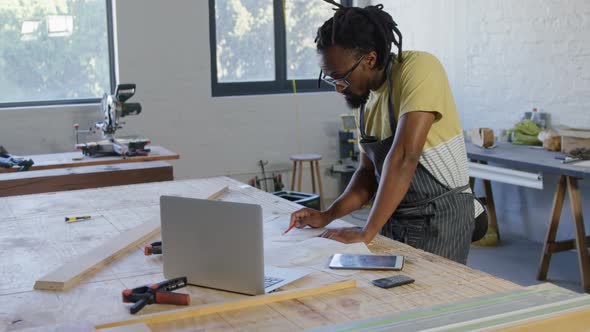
(115, 84, 136, 103)
(122, 289, 133, 303)
(130, 298, 149, 315)
(144, 241, 162, 256)
(121, 103, 142, 116)
(151, 276, 188, 292)
(154, 292, 190, 306)
(144, 244, 153, 256)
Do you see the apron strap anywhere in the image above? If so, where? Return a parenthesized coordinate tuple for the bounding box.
(397, 183, 471, 209)
(386, 54, 396, 133)
(359, 54, 396, 140)
(359, 103, 369, 139)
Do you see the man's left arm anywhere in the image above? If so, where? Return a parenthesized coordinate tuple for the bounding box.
(320, 110, 435, 243)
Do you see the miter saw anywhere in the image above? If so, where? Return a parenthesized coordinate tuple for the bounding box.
(74, 84, 151, 157)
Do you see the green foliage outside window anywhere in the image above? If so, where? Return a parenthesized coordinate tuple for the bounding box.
(0, 0, 112, 105)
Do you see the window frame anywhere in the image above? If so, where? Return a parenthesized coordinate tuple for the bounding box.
(209, 0, 352, 97)
(0, 0, 116, 109)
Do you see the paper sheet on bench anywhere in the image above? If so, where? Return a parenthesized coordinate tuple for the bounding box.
(265, 237, 371, 277)
(263, 215, 354, 246)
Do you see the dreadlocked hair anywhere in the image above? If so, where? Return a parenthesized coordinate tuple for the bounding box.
(315, 0, 403, 68)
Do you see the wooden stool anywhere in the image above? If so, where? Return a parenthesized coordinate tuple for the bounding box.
(290, 154, 324, 209)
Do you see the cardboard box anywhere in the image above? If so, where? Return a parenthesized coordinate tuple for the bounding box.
(557, 128, 590, 154)
(470, 128, 495, 148)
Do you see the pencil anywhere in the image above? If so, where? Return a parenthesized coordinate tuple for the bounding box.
(65, 216, 92, 223)
(283, 224, 295, 235)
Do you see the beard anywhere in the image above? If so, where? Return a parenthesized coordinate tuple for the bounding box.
(344, 91, 370, 109)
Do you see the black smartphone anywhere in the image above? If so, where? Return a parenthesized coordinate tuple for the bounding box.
(372, 275, 415, 289)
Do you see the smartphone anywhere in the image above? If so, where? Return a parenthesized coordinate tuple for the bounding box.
(372, 275, 415, 289)
(328, 254, 404, 270)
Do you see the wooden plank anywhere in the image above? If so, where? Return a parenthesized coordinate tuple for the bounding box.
(0, 161, 173, 197)
(33, 186, 229, 291)
(33, 218, 160, 291)
(207, 186, 230, 201)
(95, 280, 356, 329)
(0, 146, 179, 173)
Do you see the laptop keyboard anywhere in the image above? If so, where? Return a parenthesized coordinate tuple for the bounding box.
(264, 276, 284, 288)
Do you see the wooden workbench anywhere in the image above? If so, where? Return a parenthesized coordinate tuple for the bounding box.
(0, 176, 520, 331)
(0, 146, 179, 173)
(0, 146, 179, 197)
(467, 143, 590, 293)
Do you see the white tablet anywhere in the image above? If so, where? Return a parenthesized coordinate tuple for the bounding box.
(329, 254, 404, 270)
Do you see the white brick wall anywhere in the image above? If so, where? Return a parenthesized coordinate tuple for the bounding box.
(374, 0, 590, 243)
(463, 0, 590, 130)
(379, 0, 590, 131)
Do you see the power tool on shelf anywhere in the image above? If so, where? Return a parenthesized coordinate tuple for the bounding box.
(74, 83, 150, 158)
(0, 146, 34, 171)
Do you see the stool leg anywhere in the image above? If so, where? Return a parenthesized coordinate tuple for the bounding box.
(310, 161, 316, 193)
(297, 161, 303, 192)
(314, 160, 324, 210)
(291, 161, 297, 191)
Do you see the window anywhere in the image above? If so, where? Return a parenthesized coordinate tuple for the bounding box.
(0, 0, 115, 107)
(209, 0, 351, 97)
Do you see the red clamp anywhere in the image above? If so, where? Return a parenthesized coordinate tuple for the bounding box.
(122, 277, 190, 314)
(144, 241, 162, 256)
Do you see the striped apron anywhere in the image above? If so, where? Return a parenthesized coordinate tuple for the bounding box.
(359, 56, 475, 264)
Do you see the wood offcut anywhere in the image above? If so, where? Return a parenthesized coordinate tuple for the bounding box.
(33, 186, 229, 291)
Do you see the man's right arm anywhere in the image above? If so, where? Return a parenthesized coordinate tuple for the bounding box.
(324, 152, 377, 221)
(289, 152, 377, 228)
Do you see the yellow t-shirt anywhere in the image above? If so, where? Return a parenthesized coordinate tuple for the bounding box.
(355, 51, 483, 215)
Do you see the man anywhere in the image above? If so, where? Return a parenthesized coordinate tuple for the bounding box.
(288, 2, 485, 264)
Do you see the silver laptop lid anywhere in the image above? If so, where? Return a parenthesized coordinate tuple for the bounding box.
(160, 196, 265, 295)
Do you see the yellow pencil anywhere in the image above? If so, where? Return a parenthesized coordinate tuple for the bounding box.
(65, 216, 92, 223)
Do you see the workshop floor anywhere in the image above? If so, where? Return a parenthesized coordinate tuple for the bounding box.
(341, 208, 584, 293)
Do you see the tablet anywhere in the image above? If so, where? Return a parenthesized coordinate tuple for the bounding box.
(328, 254, 404, 270)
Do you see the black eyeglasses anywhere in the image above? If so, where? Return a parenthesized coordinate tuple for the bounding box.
(317, 55, 365, 89)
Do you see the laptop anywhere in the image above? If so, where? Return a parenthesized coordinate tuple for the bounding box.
(160, 196, 310, 295)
